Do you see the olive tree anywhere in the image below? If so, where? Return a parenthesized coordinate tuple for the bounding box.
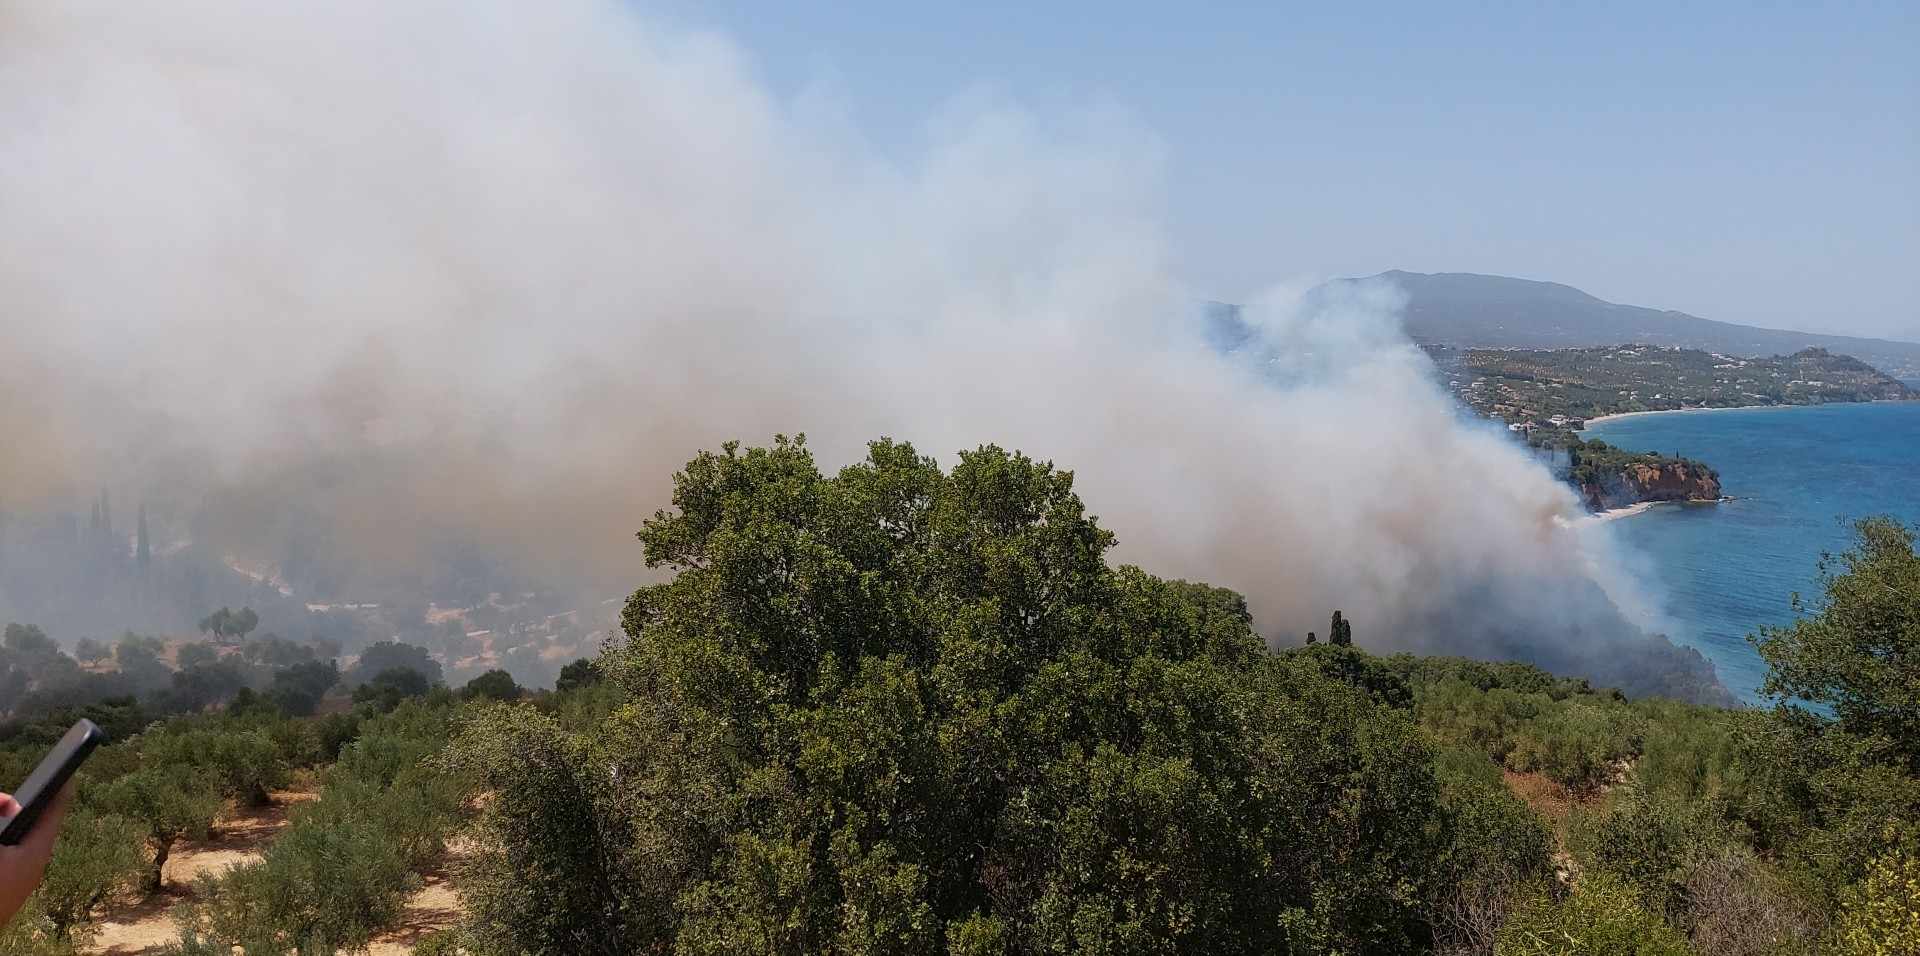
(447, 436, 1450, 954)
(93, 764, 225, 891)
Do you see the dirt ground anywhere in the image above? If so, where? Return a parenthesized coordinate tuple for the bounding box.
(82, 790, 465, 955)
(366, 867, 466, 955)
(1501, 757, 1636, 886)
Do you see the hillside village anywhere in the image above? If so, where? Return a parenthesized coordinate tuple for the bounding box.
(1435, 345, 1915, 438)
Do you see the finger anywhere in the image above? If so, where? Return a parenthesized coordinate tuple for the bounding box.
(0, 793, 18, 817)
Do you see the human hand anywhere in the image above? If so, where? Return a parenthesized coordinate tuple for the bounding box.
(0, 784, 73, 927)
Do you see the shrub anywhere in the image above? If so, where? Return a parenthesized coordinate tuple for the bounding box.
(1506, 702, 1640, 791)
(1837, 849, 1920, 956)
(29, 810, 149, 944)
(91, 764, 224, 891)
(1495, 873, 1693, 956)
(141, 725, 288, 806)
(177, 697, 462, 954)
(1592, 785, 1735, 921)
(1433, 769, 1556, 956)
(186, 805, 415, 954)
(182, 775, 454, 952)
(1681, 848, 1824, 956)
(351, 667, 432, 711)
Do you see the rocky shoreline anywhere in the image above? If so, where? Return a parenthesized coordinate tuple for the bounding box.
(1577, 458, 1723, 513)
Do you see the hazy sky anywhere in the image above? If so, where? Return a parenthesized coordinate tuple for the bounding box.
(650, 0, 1918, 342)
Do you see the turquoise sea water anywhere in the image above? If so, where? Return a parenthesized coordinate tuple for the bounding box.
(1585, 401, 1920, 701)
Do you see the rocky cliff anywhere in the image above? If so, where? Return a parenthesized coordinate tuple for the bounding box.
(1580, 460, 1722, 512)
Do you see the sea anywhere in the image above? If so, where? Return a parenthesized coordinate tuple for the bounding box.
(1585, 399, 1920, 702)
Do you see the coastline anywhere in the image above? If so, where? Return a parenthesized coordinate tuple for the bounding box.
(1585, 398, 1914, 428)
(1586, 500, 1660, 522)
(1587, 405, 1793, 427)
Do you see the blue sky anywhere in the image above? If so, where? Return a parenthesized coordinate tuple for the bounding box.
(648, 0, 1916, 341)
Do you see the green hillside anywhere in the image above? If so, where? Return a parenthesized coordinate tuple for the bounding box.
(2, 438, 1916, 955)
(1449, 345, 1915, 426)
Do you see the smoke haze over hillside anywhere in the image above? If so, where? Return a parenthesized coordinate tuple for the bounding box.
(0, 1, 1719, 696)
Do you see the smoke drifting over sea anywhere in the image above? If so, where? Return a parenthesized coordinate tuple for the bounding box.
(0, 1, 1717, 696)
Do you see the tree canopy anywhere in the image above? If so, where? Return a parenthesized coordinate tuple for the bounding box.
(451, 436, 1449, 954)
(1755, 516, 1920, 771)
(346, 642, 442, 688)
(196, 607, 259, 644)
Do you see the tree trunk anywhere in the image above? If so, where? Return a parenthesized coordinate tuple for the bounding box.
(147, 835, 174, 893)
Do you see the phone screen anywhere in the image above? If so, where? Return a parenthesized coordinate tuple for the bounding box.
(0, 719, 103, 845)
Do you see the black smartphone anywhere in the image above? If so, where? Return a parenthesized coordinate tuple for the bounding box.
(0, 719, 104, 846)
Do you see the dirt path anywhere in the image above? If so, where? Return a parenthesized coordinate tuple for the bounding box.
(366, 860, 467, 954)
(1501, 757, 1638, 886)
(83, 791, 466, 956)
(85, 792, 314, 956)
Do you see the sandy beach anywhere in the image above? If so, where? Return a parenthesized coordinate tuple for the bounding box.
(1584, 400, 1914, 428)
(1586, 500, 1660, 522)
(1585, 405, 1774, 427)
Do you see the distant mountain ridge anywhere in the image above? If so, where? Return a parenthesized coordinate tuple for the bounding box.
(1321, 271, 1920, 378)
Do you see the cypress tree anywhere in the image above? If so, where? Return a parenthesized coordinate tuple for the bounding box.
(136, 503, 151, 568)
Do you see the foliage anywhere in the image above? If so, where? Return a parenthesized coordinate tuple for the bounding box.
(178, 700, 461, 954)
(27, 811, 148, 944)
(156, 661, 251, 713)
(447, 436, 1451, 954)
(175, 642, 219, 670)
(461, 669, 521, 702)
(266, 660, 340, 717)
(345, 642, 442, 687)
(1494, 873, 1694, 956)
(197, 606, 260, 644)
(1431, 748, 1556, 955)
(1680, 848, 1825, 956)
(1837, 849, 1920, 956)
(92, 764, 225, 891)
(1413, 679, 1640, 791)
(2, 624, 57, 655)
(239, 637, 320, 669)
(141, 724, 288, 806)
(1289, 643, 1413, 708)
(1755, 517, 1920, 772)
(1722, 519, 1920, 900)
(442, 705, 620, 956)
(0, 461, 1909, 954)
(1589, 785, 1734, 921)
(1505, 702, 1640, 791)
(351, 666, 432, 711)
(553, 657, 600, 693)
(1386, 654, 1606, 701)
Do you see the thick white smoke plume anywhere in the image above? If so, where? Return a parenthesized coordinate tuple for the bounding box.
(0, 1, 1711, 694)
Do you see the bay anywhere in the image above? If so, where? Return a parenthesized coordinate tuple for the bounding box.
(1586, 401, 1920, 701)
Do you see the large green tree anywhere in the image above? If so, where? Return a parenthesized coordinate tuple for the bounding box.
(1755, 517, 1920, 770)
(451, 436, 1448, 955)
(1740, 517, 1920, 896)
